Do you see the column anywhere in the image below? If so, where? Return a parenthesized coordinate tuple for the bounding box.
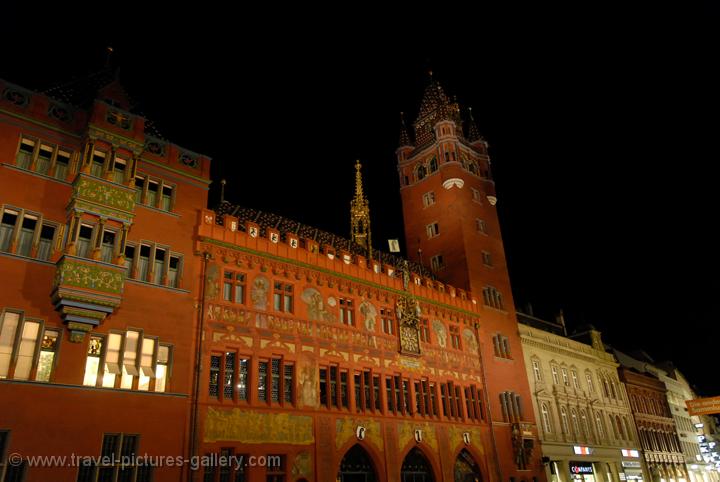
(91, 218, 105, 260)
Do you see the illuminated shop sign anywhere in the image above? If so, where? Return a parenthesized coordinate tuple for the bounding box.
(622, 461, 642, 468)
(622, 449, 640, 458)
(570, 462, 594, 474)
(574, 446, 592, 455)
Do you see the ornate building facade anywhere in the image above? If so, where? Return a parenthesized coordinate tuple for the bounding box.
(615, 358, 686, 482)
(191, 79, 545, 482)
(0, 71, 211, 482)
(0, 70, 544, 482)
(518, 314, 646, 482)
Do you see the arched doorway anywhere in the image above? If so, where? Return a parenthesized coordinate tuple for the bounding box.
(401, 447, 435, 482)
(454, 449, 482, 482)
(337, 444, 377, 482)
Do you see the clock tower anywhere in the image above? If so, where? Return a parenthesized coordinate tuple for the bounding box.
(397, 73, 545, 482)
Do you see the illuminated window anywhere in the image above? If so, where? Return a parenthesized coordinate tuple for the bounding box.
(541, 403, 552, 433)
(449, 325, 461, 349)
(35, 329, 59, 382)
(0, 207, 58, 260)
(572, 370, 581, 389)
(258, 357, 293, 406)
(223, 271, 247, 304)
(273, 282, 293, 313)
(532, 360, 542, 382)
(380, 308, 395, 335)
(0, 311, 58, 382)
(562, 368, 569, 386)
(339, 298, 354, 326)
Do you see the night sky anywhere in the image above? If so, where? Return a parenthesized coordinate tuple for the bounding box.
(2, 6, 718, 394)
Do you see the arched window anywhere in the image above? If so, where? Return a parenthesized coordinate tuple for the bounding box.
(571, 409, 580, 437)
(338, 444, 377, 482)
(611, 414, 620, 439)
(602, 376, 611, 398)
(541, 403, 552, 434)
(428, 157, 438, 173)
(623, 417, 633, 442)
(595, 412, 605, 438)
(416, 165, 427, 181)
(616, 416, 625, 440)
(580, 409, 590, 437)
(560, 406, 570, 434)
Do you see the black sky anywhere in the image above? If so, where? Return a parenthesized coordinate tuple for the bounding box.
(2, 5, 718, 394)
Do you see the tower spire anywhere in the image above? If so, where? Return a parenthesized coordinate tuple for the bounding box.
(467, 106, 483, 142)
(350, 160, 372, 259)
(398, 112, 412, 147)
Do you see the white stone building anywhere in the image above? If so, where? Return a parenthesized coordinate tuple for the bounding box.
(518, 314, 648, 482)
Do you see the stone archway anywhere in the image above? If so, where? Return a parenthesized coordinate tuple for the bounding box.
(401, 447, 435, 482)
(337, 444, 378, 482)
(454, 448, 482, 482)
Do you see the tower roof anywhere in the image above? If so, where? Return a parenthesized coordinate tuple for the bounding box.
(43, 68, 135, 111)
(412, 72, 462, 147)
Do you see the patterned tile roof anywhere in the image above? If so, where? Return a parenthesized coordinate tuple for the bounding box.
(214, 201, 436, 279)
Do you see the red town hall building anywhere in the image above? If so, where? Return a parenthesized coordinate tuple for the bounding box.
(0, 69, 545, 482)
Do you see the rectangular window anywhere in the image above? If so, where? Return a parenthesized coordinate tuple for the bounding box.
(209, 355, 221, 398)
(586, 373, 595, 392)
(283, 362, 294, 403)
(161, 185, 173, 211)
(426, 222, 440, 238)
(137, 244, 151, 281)
(138, 337, 156, 391)
(273, 282, 293, 313)
(340, 370, 349, 408)
(113, 158, 127, 184)
(91, 150, 106, 177)
(420, 319, 430, 343)
(258, 360, 268, 402)
(36, 328, 59, 382)
(493, 334, 511, 358)
(532, 360, 542, 382)
(380, 308, 395, 335)
(482, 286, 504, 310)
(13, 319, 40, 380)
(430, 254, 444, 272)
(120, 330, 141, 389)
(339, 298, 354, 326)
(572, 370, 580, 389)
(37, 223, 56, 261)
(155, 345, 171, 393)
(76, 224, 94, 259)
(16, 137, 35, 169)
(329, 366, 339, 408)
(0, 311, 21, 377)
(319, 367, 327, 407)
(36, 144, 53, 175)
(17, 214, 37, 256)
(100, 229, 116, 263)
(271, 358, 280, 402)
(168, 255, 181, 288)
(450, 325, 461, 349)
(386, 376, 395, 413)
(562, 368, 569, 386)
(146, 180, 159, 207)
(0, 209, 18, 252)
(224, 352, 236, 399)
(54, 149, 71, 180)
(134, 176, 145, 203)
(552, 366, 559, 385)
(153, 248, 166, 285)
(123, 244, 135, 273)
(83, 336, 103, 386)
(471, 187, 482, 202)
(482, 251, 492, 266)
(102, 333, 122, 388)
(373, 374, 381, 411)
(223, 271, 246, 303)
(422, 191, 435, 207)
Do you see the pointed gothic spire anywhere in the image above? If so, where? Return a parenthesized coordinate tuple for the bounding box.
(467, 107, 482, 142)
(412, 71, 462, 146)
(350, 160, 372, 259)
(398, 112, 412, 147)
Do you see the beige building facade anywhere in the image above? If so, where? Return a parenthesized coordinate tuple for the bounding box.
(519, 315, 649, 482)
